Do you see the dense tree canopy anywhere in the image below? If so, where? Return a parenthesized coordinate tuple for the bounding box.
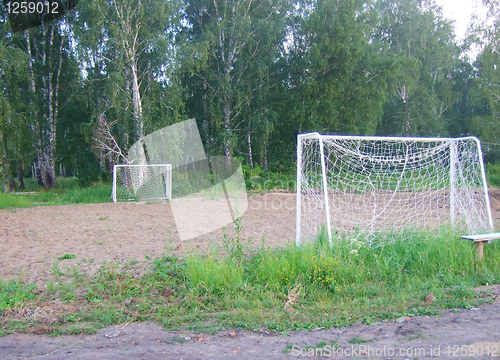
(0, 0, 499, 188)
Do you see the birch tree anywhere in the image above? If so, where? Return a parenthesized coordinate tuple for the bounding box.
(374, 0, 460, 136)
(26, 21, 72, 188)
(75, 0, 182, 167)
(182, 0, 288, 160)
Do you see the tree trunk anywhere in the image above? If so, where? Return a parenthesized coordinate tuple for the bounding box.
(263, 139, 268, 171)
(0, 131, 10, 192)
(18, 169, 24, 190)
(40, 26, 57, 188)
(33, 23, 65, 189)
(263, 120, 269, 171)
(247, 131, 253, 169)
(1, 136, 17, 192)
(8, 176, 17, 192)
(40, 24, 51, 188)
(223, 93, 231, 161)
(131, 61, 144, 143)
(26, 31, 44, 187)
(202, 82, 210, 156)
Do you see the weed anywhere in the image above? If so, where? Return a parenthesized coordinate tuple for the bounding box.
(165, 337, 185, 344)
(0, 281, 37, 310)
(348, 336, 373, 344)
(407, 332, 425, 340)
(283, 344, 294, 353)
(51, 261, 65, 277)
(58, 254, 76, 261)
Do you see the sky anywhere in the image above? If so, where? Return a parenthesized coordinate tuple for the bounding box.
(433, 0, 486, 41)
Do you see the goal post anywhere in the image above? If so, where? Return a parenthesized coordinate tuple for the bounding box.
(296, 133, 493, 246)
(112, 164, 172, 203)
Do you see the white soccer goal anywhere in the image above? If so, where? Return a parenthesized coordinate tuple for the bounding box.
(296, 133, 493, 246)
(112, 164, 172, 203)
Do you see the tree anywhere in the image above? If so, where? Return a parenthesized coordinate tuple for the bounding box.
(470, 48, 500, 162)
(282, 0, 392, 136)
(464, 0, 500, 161)
(74, 0, 182, 167)
(22, 19, 75, 188)
(477, 0, 500, 53)
(0, 39, 31, 191)
(181, 0, 289, 161)
(374, 0, 461, 136)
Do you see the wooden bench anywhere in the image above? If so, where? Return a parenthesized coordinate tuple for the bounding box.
(461, 233, 500, 262)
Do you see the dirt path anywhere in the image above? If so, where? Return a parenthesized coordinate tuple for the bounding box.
(1, 285, 499, 359)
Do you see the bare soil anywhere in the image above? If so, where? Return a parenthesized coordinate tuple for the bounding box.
(0, 192, 297, 284)
(1, 190, 500, 359)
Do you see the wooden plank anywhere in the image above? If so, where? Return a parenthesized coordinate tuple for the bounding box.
(461, 233, 500, 264)
(461, 233, 500, 243)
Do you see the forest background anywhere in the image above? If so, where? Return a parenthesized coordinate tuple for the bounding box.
(0, 0, 499, 190)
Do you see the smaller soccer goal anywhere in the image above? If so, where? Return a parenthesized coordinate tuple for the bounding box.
(296, 133, 493, 246)
(112, 164, 172, 203)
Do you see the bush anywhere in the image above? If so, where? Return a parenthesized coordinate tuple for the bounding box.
(487, 164, 500, 187)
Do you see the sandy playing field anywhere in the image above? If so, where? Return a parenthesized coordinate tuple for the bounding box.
(2, 189, 500, 285)
(0, 192, 297, 284)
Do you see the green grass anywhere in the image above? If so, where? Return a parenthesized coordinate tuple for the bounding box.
(2, 228, 500, 335)
(0, 171, 500, 334)
(246, 172, 296, 192)
(0, 281, 37, 310)
(0, 177, 112, 209)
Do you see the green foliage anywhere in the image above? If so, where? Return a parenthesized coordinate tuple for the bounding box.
(0, 0, 499, 187)
(284, 0, 390, 135)
(3, 228, 500, 335)
(181, 0, 288, 160)
(470, 49, 500, 162)
(0, 281, 37, 310)
(58, 254, 77, 261)
(348, 336, 372, 344)
(375, 0, 461, 136)
(487, 164, 500, 187)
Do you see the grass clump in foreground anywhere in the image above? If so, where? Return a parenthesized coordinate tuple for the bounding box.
(1, 228, 500, 335)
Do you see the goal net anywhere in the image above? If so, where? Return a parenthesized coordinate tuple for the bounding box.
(296, 133, 493, 246)
(112, 164, 172, 203)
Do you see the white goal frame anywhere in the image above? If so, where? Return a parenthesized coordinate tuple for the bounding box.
(296, 133, 494, 246)
(112, 164, 172, 203)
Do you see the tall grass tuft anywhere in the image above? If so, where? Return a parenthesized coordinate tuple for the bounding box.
(179, 227, 500, 328)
